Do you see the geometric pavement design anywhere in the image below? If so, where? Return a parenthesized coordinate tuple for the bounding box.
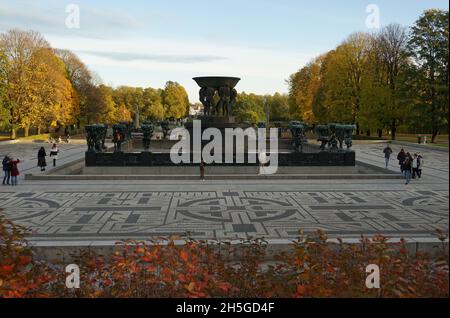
(0, 190, 448, 241)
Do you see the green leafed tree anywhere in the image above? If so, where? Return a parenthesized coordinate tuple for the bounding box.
(233, 92, 265, 125)
(408, 9, 449, 143)
(267, 92, 290, 122)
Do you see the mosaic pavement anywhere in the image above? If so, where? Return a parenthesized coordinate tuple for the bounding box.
(0, 189, 448, 242)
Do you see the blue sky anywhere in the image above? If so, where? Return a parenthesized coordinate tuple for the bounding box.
(1, 0, 448, 102)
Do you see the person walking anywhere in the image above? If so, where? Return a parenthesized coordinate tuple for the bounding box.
(50, 143, 59, 167)
(2, 156, 11, 185)
(383, 144, 393, 169)
(403, 152, 413, 185)
(38, 147, 47, 171)
(397, 148, 407, 173)
(200, 160, 205, 181)
(10, 158, 20, 186)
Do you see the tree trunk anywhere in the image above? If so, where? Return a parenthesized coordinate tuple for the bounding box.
(430, 67, 438, 144)
(366, 130, 371, 137)
(377, 129, 382, 139)
(10, 129, 16, 140)
(390, 119, 397, 141)
(24, 126, 30, 137)
(432, 128, 438, 144)
(37, 127, 42, 135)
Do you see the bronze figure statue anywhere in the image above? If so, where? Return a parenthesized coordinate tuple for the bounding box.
(217, 86, 231, 116)
(193, 77, 240, 118)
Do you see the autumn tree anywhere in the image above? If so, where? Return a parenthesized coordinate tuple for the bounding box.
(408, 9, 449, 143)
(326, 33, 371, 130)
(289, 33, 372, 129)
(360, 24, 411, 139)
(56, 49, 92, 128)
(162, 81, 189, 120)
(0, 49, 9, 130)
(288, 56, 324, 122)
(31, 48, 79, 134)
(0, 29, 50, 138)
(143, 88, 165, 121)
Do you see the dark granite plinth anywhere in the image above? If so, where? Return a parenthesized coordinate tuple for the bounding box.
(85, 151, 356, 167)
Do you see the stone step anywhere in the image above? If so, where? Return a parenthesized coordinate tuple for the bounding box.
(25, 173, 404, 181)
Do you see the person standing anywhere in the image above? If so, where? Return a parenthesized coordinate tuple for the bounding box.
(115, 131, 122, 152)
(417, 153, 424, 179)
(403, 152, 413, 185)
(10, 158, 20, 186)
(38, 147, 47, 171)
(50, 143, 59, 167)
(397, 148, 406, 173)
(383, 144, 393, 169)
(200, 160, 205, 181)
(412, 153, 420, 179)
(2, 156, 11, 185)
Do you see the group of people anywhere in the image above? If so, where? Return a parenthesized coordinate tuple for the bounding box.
(38, 144, 60, 171)
(383, 144, 424, 185)
(48, 135, 70, 144)
(2, 144, 60, 186)
(2, 156, 20, 186)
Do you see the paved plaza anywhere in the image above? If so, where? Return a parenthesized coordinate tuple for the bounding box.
(0, 140, 448, 245)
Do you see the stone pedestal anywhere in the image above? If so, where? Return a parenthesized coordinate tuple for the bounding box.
(185, 116, 251, 150)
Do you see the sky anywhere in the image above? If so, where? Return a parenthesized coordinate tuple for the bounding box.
(0, 0, 448, 102)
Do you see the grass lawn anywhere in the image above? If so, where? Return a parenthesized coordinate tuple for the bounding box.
(19, 133, 51, 141)
(0, 133, 51, 142)
(352, 133, 448, 148)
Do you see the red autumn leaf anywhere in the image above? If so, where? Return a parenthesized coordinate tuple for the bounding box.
(296, 285, 307, 296)
(1, 265, 14, 272)
(180, 250, 189, 262)
(18, 256, 32, 266)
(217, 282, 232, 292)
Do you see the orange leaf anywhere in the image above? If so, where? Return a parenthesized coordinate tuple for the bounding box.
(18, 256, 31, 266)
(296, 285, 307, 296)
(218, 282, 232, 292)
(180, 250, 189, 262)
(1, 265, 14, 272)
(185, 282, 196, 293)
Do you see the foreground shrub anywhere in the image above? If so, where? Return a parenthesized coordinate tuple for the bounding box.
(0, 214, 448, 298)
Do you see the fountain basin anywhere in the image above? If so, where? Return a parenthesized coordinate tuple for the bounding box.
(193, 76, 241, 88)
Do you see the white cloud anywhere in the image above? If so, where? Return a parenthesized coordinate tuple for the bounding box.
(0, 0, 141, 39)
(0, 0, 311, 102)
(47, 35, 310, 101)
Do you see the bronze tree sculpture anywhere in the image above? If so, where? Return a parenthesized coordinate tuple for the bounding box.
(289, 121, 309, 153)
(141, 121, 154, 152)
